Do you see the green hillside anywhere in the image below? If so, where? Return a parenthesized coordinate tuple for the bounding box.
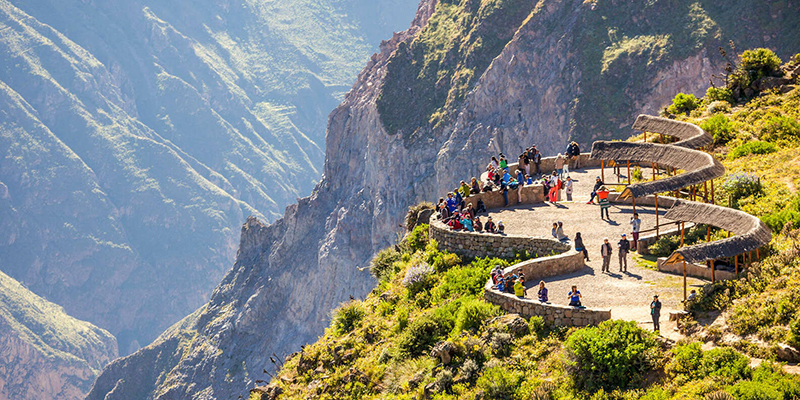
(0, 0, 419, 353)
(257, 51, 800, 400)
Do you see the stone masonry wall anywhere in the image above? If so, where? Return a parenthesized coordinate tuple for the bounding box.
(484, 286, 611, 327)
(430, 220, 569, 259)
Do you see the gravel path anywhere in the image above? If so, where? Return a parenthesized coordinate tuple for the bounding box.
(485, 166, 708, 332)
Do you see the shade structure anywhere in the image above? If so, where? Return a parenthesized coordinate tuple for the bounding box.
(663, 199, 772, 265)
(590, 141, 725, 199)
(631, 114, 713, 149)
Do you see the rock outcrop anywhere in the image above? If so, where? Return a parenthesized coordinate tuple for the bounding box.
(0, 270, 117, 400)
(88, 0, 800, 398)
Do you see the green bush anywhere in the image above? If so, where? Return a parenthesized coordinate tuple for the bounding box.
(722, 173, 763, 208)
(740, 48, 782, 81)
(402, 261, 435, 297)
(706, 86, 734, 104)
(370, 248, 401, 282)
(761, 194, 800, 232)
(728, 381, 782, 400)
(564, 320, 660, 391)
(667, 342, 705, 379)
(453, 298, 500, 334)
(701, 347, 751, 382)
(476, 365, 524, 400)
(728, 141, 778, 160)
(648, 225, 711, 257)
(701, 114, 735, 145)
(757, 114, 800, 144)
(332, 301, 365, 335)
(406, 224, 430, 253)
(432, 261, 491, 302)
(396, 312, 447, 357)
(668, 93, 700, 115)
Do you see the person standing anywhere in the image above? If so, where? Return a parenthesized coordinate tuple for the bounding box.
(567, 285, 582, 307)
(630, 213, 641, 251)
(601, 237, 613, 273)
(618, 233, 630, 272)
(564, 176, 573, 201)
(650, 295, 662, 332)
(597, 186, 611, 219)
(555, 153, 565, 179)
(532, 146, 541, 175)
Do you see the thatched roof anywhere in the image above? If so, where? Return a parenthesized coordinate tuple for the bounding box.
(663, 199, 772, 264)
(632, 115, 713, 149)
(589, 141, 725, 199)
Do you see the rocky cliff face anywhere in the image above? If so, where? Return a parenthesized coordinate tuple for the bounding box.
(0, 270, 117, 400)
(0, 0, 419, 356)
(88, 0, 800, 398)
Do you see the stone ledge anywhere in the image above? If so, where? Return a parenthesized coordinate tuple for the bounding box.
(483, 286, 611, 327)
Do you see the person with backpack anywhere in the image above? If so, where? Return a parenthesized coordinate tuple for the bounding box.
(651, 295, 662, 332)
(587, 176, 605, 204)
(555, 153, 566, 179)
(618, 233, 630, 272)
(601, 237, 613, 273)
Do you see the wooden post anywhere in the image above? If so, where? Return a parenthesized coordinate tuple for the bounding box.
(627, 160, 632, 185)
(735, 254, 739, 275)
(680, 222, 685, 247)
(683, 260, 687, 302)
(652, 162, 656, 180)
(655, 194, 660, 237)
(644, 131, 647, 142)
(601, 160, 605, 182)
(660, 133, 664, 144)
(756, 248, 760, 260)
(711, 179, 715, 205)
(704, 181, 709, 203)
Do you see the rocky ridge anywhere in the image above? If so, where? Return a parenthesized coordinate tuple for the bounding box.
(88, 0, 800, 399)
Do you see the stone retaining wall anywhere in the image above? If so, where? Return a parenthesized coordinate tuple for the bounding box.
(463, 184, 545, 210)
(484, 286, 611, 327)
(480, 153, 601, 182)
(430, 220, 569, 259)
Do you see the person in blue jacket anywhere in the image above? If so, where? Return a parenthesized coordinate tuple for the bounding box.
(445, 193, 458, 212)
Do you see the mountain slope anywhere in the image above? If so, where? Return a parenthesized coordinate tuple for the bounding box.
(0, 0, 419, 354)
(0, 270, 117, 400)
(88, 1, 800, 399)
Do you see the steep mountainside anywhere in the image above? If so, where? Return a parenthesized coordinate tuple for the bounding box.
(0, 270, 117, 400)
(88, 0, 800, 399)
(0, 0, 419, 354)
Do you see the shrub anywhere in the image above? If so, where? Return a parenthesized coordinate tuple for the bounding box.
(757, 114, 800, 144)
(706, 391, 735, 400)
(406, 224, 429, 253)
(490, 332, 514, 357)
(727, 381, 781, 400)
(762, 194, 800, 232)
(332, 301, 365, 334)
(396, 313, 446, 357)
(459, 358, 481, 383)
(707, 100, 732, 115)
(668, 93, 700, 115)
(701, 114, 735, 145)
(722, 173, 763, 208)
(728, 141, 778, 160)
(564, 320, 660, 391)
(667, 342, 704, 379)
(453, 299, 500, 334)
(402, 261, 434, 297)
(432, 262, 490, 301)
(701, 347, 751, 382)
(706, 86, 734, 104)
(789, 316, 800, 348)
(429, 251, 462, 273)
(433, 369, 453, 393)
(739, 48, 782, 81)
(476, 365, 524, 400)
(370, 248, 401, 282)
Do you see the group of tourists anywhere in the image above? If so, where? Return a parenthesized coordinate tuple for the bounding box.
(490, 266, 526, 298)
(436, 191, 505, 234)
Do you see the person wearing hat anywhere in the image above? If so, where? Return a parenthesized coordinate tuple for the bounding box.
(473, 216, 483, 232)
(618, 233, 630, 272)
(597, 186, 611, 219)
(650, 295, 662, 332)
(587, 176, 605, 204)
(497, 220, 505, 233)
(485, 216, 497, 234)
(601, 237, 613, 273)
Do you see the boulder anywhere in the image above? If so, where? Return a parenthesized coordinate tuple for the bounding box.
(775, 343, 800, 363)
(431, 341, 456, 364)
(250, 384, 283, 400)
(490, 314, 530, 337)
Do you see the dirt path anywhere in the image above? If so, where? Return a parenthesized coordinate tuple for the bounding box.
(486, 166, 707, 333)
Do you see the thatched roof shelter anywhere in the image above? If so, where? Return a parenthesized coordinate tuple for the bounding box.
(663, 199, 772, 264)
(590, 141, 725, 199)
(632, 115, 713, 149)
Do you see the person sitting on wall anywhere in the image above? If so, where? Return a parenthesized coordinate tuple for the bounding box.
(459, 180, 472, 198)
(470, 177, 481, 195)
(568, 285, 583, 307)
(556, 221, 568, 242)
(497, 220, 505, 233)
(473, 216, 483, 232)
(476, 199, 487, 214)
(461, 213, 474, 232)
(517, 269, 525, 283)
(446, 192, 459, 213)
(574, 232, 589, 261)
(514, 278, 525, 298)
(488, 156, 499, 171)
(526, 174, 534, 185)
(447, 212, 463, 230)
(485, 217, 497, 233)
(439, 202, 451, 221)
(531, 146, 541, 175)
(587, 176, 605, 204)
(462, 203, 476, 219)
(499, 154, 508, 171)
(538, 281, 549, 303)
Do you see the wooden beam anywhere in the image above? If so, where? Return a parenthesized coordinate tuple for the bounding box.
(601, 160, 605, 182)
(683, 260, 687, 302)
(655, 194, 659, 238)
(627, 160, 632, 185)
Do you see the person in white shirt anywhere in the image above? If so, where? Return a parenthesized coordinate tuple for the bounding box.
(630, 212, 641, 251)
